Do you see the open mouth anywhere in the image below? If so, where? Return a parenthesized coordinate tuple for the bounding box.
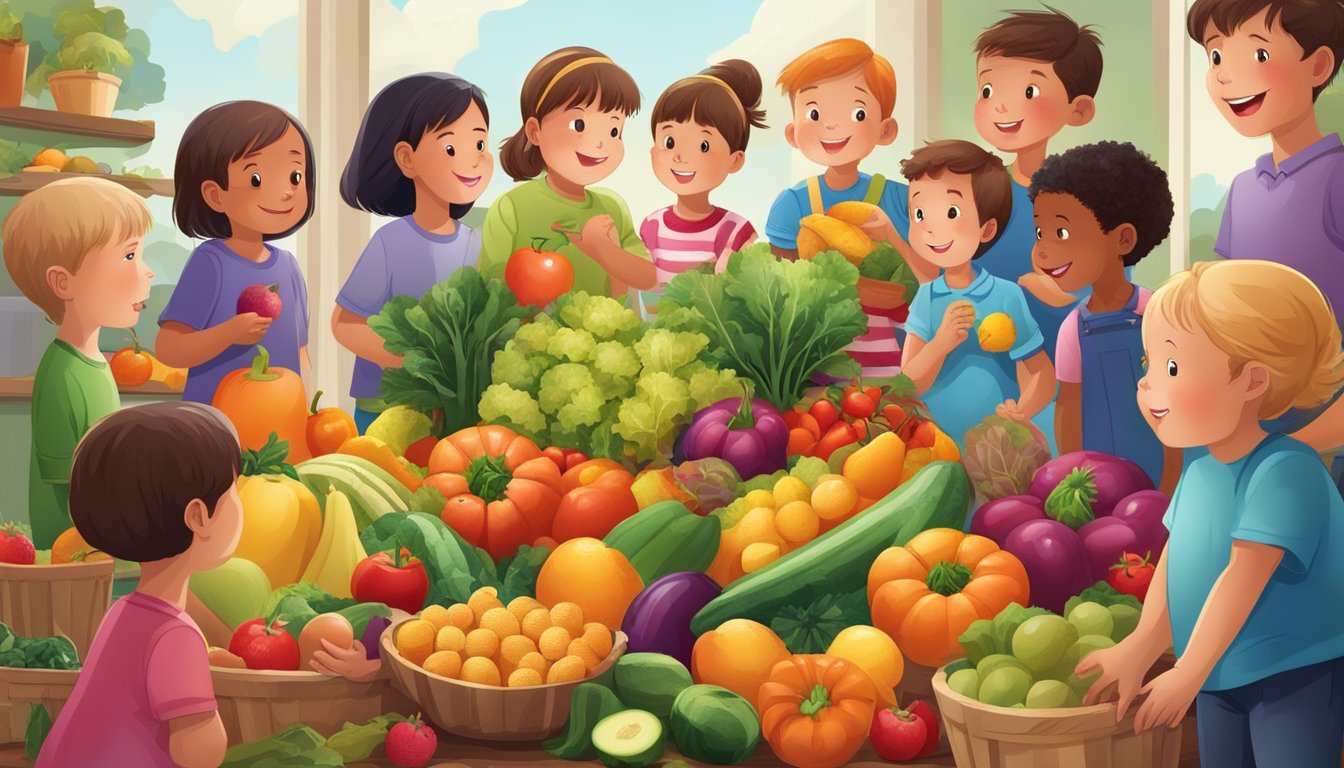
(671, 169, 696, 184)
(454, 173, 482, 187)
(258, 205, 294, 215)
(1149, 408, 1170, 420)
(1225, 92, 1266, 117)
(994, 120, 1024, 134)
(1042, 263, 1072, 280)
(577, 152, 608, 167)
(928, 241, 953, 254)
(820, 137, 850, 154)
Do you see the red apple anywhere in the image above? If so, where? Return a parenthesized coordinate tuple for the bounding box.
(237, 283, 283, 319)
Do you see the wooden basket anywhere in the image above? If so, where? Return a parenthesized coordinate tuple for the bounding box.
(381, 621, 628, 742)
(0, 667, 80, 744)
(932, 668, 1181, 768)
(0, 560, 114, 659)
(212, 667, 417, 746)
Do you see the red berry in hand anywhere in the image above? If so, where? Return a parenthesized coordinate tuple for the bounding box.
(385, 715, 438, 767)
(0, 525, 36, 565)
(236, 283, 283, 319)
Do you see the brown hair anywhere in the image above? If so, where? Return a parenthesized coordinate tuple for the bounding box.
(777, 38, 898, 119)
(901, 140, 1013, 259)
(70, 402, 241, 563)
(974, 8, 1104, 101)
(1187, 0, 1344, 100)
(173, 100, 317, 240)
(650, 60, 768, 153)
(499, 47, 641, 182)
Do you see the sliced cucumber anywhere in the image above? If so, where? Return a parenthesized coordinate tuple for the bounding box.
(592, 709, 665, 768)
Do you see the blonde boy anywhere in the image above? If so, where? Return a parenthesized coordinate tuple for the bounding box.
(2, 177, 154, 548)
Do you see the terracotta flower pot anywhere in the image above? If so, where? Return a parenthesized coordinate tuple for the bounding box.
(48, 69, 121, 117)
(0, 39, 27, 108)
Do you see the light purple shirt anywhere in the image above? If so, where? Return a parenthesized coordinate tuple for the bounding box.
(158, 239, 310, 404)
(336, 217, 481, 399)
(1216, 133, 1344, 327)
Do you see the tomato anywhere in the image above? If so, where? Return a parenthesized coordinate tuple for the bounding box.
(1108, 551, 1155, 601)
(814, 421, 861, 461)
(908, 699, 940, 757)
(881, 403, 906, 427)
(910, 420, 937, 449)
(787, 427, 817, 456)
(841, 391, 876, 420)
(229, 618, 300, 671)
(351, 549, 430, 614)
(809, 398, 840, 433)
(552, 470, 639, 540)
(869, 706, 928, 762)
(505, 241, 575, 307)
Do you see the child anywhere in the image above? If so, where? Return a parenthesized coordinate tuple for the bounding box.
(477, 47, 654, 300)
(39, 402, 242, 767)
(1078, 260, 1344, 768)
(900, 140, 1056, 448)
(641, 59, 766, 311)
(156, 101, 316, 409)
(1, 177, 154, 549)
(766, 38, 919, 379)
(1031, 141, 1182, 493)
(335, 73, 493, 433)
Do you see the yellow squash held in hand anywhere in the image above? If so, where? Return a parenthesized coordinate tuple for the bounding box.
(797, 213, 874, 265)
(978, 312, 1017, 353)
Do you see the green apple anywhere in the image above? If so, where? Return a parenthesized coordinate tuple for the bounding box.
(189, 557, 271, 629)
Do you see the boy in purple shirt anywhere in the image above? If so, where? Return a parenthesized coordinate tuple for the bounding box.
(39, 403, 242, 768)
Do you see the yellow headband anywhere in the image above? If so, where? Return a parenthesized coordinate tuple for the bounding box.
(672, 75, 746, 125)
(536, 56, 612, 111)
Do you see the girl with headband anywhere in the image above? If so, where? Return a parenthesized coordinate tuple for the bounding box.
(478, 47, 654, 300)
(640, 60, 768, 314)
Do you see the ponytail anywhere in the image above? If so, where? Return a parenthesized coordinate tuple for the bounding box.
(499, 125, 546, 182)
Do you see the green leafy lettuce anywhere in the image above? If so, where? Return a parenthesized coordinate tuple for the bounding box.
(959, 602, 1052, 665)
(494, 544, 551, 603)
(25, 704, 51, 760)
(324, 714, 409, 762)
(220, 723, 343, 768)
(1064, 581, 1143, 617)
(858, 242, 919, 306)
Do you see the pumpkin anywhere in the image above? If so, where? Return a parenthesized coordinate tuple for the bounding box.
(306, 390, 358, 457)
(758, 654, 877, 768)
(212, 346, 310, 463)
(337, 435, 422, 492)
(110, 329, 153, 387)
(867, 528, 1030, 668)
(51, 527, 111, 564)
(426, 426, 563, 561)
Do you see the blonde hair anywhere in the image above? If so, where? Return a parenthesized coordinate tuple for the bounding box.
(1, 177, 152, 323)
(1150, 260, 1344, 418)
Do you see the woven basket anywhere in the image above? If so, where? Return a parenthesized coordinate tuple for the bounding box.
(0, 667, 80, 744)
(0, 560, 114, 659)
(211, 667, 416, 746)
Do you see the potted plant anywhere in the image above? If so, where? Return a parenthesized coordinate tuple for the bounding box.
(0, 3, 24, 108)
(47, 31, 130, 117)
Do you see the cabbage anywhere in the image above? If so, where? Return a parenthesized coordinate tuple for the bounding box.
(962, 416, 1051, 500)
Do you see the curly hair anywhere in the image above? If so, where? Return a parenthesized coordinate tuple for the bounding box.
(1028, 141, 1173, 267)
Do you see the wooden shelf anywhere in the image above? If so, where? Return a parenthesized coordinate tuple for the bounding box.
(0, 106, 154, 149)
(0, 376, 180, 401)
(0, 171, 172, 198)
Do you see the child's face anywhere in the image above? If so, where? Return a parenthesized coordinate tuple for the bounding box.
(1138, 310, 1255, 449)
(908, 172, 997, 269)
(650, 120, 744, 197)
(192, 478, 244, 570)
(785, 68, 898, 169)
(62, 231, 154, 329)
(401, 99, 493, 206)
(1032, 191, 1132, 294)
(974, 55, 1093, 154)
(530, 97, 627, 187)
(204, 123, 309, 237)
(1199, 8, 1332, 138)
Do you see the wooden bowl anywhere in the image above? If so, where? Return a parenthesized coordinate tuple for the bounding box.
(380, 619, 628, 742)
(211, 666, 416, 745)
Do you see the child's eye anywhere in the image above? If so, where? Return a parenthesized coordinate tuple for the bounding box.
(250, 173, 262, 188)
(1255, 48, 1270, 63)
(1210, 48, 1222, 65)
(807, 108, 820, 122)
(290, 171, 302, 185)
(948, 205, 961, 220)
(123, 251, 136, 261)
(610, 126, 620, 139)
(663, 136, 674, 150)
(699, 140, 710, 153)
(852, 107, 866, 122)
(445, 144, 456, 157)
(1057, 228, 1070, 240)
(1167, 359, 1178, 377)
(568, 118, 585, 133)
(1025, 85, 1041, 100)
(914, 208, 924, 222)
(980, 84, 993, 99)
(475, 140, 485, 152)
(1035, 227, 1043, 240)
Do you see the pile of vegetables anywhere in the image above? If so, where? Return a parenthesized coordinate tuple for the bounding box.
(0, 623, 80, 670)
(219, 715, 410, 767)
(629, 457, 740, 515)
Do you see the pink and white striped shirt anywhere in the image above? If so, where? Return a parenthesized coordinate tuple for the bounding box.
(640, 206, 756, 286)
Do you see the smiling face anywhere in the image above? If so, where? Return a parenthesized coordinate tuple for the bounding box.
(907, 171, 998, 269)
(203, 123, 309, 238)
(529, 96, 627, 187)
(1200, 8, 1333, 138)
(974, 55, 1093, 153)
(650, 119, 743, 196)
(63, 230, 154, 329)
(1032, 191, 1133, 293)
(398, 99, 493, 208)
(785, 67, 898, 169)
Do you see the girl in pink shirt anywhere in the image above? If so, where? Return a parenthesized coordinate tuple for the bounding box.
(38, 403, 242, 768)
(641, 60, 766, 313)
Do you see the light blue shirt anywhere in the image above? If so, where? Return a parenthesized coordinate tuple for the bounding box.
(905, 267, 1044, 447)
(1163, 434, 1344, 691)
(764, 172, 910, 250)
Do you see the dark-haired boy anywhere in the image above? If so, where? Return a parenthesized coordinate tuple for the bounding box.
(1031, 141, 1182, 493)
(38, 403, 240, 768)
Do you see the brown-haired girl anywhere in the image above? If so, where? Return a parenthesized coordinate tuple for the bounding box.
(642, 60, 767, 307)
(477, 47, 655, 299)
(156, 101, 315, 407)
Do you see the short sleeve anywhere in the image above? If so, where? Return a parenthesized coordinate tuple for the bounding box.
(289, 251, 310, 345)
(335, 234, 392, 319)
(478, 194, 520, 281)
(1004, 282, 1045, 361)
(879, 179, 911, 241)
(1214, 189, 1233, 259)
(1054, 310, 1083, 383)
(905, 284, 935, 342)
(639, 214, 660, 253)
(731, 220, 757, 252)
(1161, 479, 1182, 532)
(1325, 164, 1344, 249)
(1234, 451, 1330, 573)
(158, 248, 223, 331)
(145, 625, 216, 721)
(31, 375, 79, 485)
(765, 188, 804, 250)
(612, 199, 649, 260)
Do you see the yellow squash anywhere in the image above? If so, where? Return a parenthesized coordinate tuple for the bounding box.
(235, 473, 321, 587)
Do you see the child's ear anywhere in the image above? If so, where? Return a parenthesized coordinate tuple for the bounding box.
(878, 118, 899, 147)
(1241, 361, 1272, 404)
(183, 498, 211, 538)
(1310, 46, 1336, 89)
(979, 217, 999, 243)
(1114, 223, 1138, 256)
(524, 116, 543, 147)
(200, 180, 228, 214)
(393, 140, 417, 179)
(45, 266, 74, 302)
(728, 150, 746, 174)
(1067, 96, 1096, 128)
(784, 122, 798, 150)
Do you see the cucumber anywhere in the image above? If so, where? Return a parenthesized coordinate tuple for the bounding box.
(690, 461, 969, 635)
(604, 501, 719, 583)
(592, 710, 664, 768)
(543, 683, 624, 760)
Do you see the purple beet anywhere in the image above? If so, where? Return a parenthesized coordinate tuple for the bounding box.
(622, 572, 722, 668)
(970, 495, 1046, 545)
(361, 614, 391, 660)
(1028, 452, 1154, 518)
(1078, 517, 1141, 583)
(1110, 490, 1171, 558)
(1004, 518, 1093, 614)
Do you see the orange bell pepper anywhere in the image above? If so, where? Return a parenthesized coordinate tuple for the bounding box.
(842, 432, 906, 501)
(758, 654, 878, 768)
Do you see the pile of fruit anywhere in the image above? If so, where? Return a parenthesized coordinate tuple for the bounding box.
(23, 148, 106, 175)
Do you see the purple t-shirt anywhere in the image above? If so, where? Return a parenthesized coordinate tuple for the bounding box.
(159, 239, 310, 404)
(38, 592, 215, 767)
(336, 217, 481, 399)
(1216, 133, 1344, 328)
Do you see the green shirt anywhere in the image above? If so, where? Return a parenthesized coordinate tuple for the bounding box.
(29, 340, 119, 549)
(477, 176, 650, 298)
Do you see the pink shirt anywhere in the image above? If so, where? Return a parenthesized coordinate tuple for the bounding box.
(38, 591, 216, 768)
(1055, 286, 1152, 384)
(640, 206, 756, 286)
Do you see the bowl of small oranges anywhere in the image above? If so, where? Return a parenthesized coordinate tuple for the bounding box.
(380, 586, 628, 741)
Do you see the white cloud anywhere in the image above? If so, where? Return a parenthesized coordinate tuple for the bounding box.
(172, 0, 299, 52)
(369, 0, 528, 91)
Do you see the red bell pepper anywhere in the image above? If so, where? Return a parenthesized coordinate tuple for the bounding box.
(351, 547, 430, 614)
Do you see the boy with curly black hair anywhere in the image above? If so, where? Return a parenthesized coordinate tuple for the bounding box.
(1030, 141, 1181, 493)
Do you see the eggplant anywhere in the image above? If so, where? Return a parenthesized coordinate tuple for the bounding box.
(622, 572, 722, 668)
(360, 614, 392, 660)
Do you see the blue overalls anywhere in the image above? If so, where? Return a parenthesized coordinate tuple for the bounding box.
(1079, 287, 1164, 486)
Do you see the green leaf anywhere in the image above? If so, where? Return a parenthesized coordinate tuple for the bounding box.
(24, 704, 51, 760)
(323, 714, 408, 762)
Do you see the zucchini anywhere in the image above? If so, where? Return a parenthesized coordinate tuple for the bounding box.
(690, 461, 969, 635)
(604, 501, 718, 583)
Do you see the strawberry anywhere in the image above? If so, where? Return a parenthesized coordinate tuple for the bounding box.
(385, 714, 438, 767)
(1108, 551, 1155, 601)
(0, 525, 36, 565)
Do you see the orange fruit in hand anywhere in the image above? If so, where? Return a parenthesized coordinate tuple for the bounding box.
(110, 345, 153, 386)
(536, 538, 644, 628)
(691, 619, 790, 709)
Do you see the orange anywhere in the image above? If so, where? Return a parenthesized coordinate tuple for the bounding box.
(508, 667, 544, 687)
(811, 477, 859, 521)
(420, 604, 453, 631)
(500, 634, 537, 666)
(445, 603, 475, 632)
(467, 586, 504, 623)
(507, 596, 544, 623)
(516, 651, 547, 675)
(434, 626, 467, 654)
(547, 655, 586, 684)
(539, 626, 572, 661)
(465, 628, 500, 659)
(395, 619, 436, 666)
(691, 619, 790, 708)
(582, 623, 613, 659)
(423, 650, 462, 679)
(480, 607, 521, 638)
(460, 657, 501, 686)
(567, 638, 601, 670)
(536, 538, 644, 628)
(774, 501, 819, 543)
(549, 602, 585, 637)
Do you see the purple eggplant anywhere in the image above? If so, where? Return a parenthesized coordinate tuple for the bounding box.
(1004, 518, 1093, 613)
(1110, 490, 1171, 560)
(969, 495, 1045, 543)
(622, 572, 722, 668)
(1028, 451, 1154, 518)
(1078, 517, 1142, 583)
(360, 614, 392, 660)
(678, 381, 788, 480)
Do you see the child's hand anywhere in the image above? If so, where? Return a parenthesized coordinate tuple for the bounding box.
(996, 399, 1029, 423)
(1019, 272, 1077, 308)
(1133, 666, 1201, 733)
(932, 300, 975, 351)
(858, 208, 897, 241)
(1076, 641, 1150, 719)
(310, 638, 382, 682)
(554, 216, 619, 261)
(228, 312, 273, 345)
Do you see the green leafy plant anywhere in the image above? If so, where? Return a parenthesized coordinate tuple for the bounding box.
(0, 4, 22, 40)
(20, 0, 165, 109)
(55, 29, 128, 73)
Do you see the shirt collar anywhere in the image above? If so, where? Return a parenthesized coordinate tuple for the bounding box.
(1256, 133, 1343, 179)
(929, 266, 993, 299)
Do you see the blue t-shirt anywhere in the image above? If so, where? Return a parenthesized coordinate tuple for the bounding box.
(336, 217, 482, 399)
(905, 267, 1044, 447)
(1163, 434, 1344, 691)
(764, 172, 910, 250)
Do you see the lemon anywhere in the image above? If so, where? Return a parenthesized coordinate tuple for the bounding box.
(978, 312, 1017, 353)
(743, 489, 775, 509)
(827, 625, 905, 706)
(772, 476, 811, 506)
